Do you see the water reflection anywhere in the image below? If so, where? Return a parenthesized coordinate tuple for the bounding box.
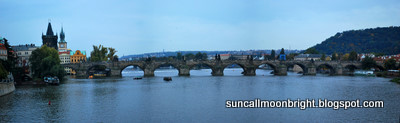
(0, 70, 399, 122)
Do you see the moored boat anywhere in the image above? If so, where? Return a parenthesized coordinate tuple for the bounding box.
(163, 77, 172, 81)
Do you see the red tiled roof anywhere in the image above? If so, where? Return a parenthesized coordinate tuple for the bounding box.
(0, 44, 6, 50)
(220, 54, 230, 56)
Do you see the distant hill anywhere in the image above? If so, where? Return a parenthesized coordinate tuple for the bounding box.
(309, 26, 400, 55)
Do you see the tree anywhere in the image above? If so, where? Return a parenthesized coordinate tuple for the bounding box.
(331, 52, 338, 61)
(349, 51, 358, 61)
(0, 60, 7, 79)
(321, 54, 326, 61)
(90, 45, 118, 62)
(107, 47, 117, 61)
(184, 53, 195, 60)
(384, 59, 397, 70)
(304, 48, 319, 54)
(270, 50, 276, 60)
(361, 56, 376, 70)
(29, 45, 65, 80)
(341, 53, 350, 61)
(280, 48, 285, 54)
(195, 52, 203, 60)
(287, 53, 299, 60)
(176, 52, 183, 60)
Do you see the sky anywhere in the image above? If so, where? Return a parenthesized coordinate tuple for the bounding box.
(0, 0, 399, 56)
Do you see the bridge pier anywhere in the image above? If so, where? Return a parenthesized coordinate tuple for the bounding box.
(335, 65, 343, 75)
(75, 69, 87, 77)
(274, 65, 287, 76)
(144, 68, 155, 77)
(211, 68, 224, 76)
(304, 66, 316, 75)
(110, 68, 122, 77)
(178, 68, 190, 76)
(243, 67, 256, 76)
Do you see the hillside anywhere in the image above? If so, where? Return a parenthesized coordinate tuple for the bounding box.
(309, 26, 400, 55)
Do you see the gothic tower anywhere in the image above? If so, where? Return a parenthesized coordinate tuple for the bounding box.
(58, 27, 67, 52)
(42, 22, 58, 50)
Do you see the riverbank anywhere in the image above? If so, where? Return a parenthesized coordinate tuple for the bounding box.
(0, 82, 15, 97)
(390, 78, 400, 84)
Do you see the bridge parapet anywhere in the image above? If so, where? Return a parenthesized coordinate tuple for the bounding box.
(61, 60, 364, 77)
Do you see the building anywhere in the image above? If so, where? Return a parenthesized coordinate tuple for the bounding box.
(0, 43, 7, 60)
(58, 27, 71, 64)
(279, 54, 286, 61)
(12, 44, 38, 76)
(12, 44, 38, 67)
(42, 22, 58, 50)
(294, 54, 322, 61)
(220, 54, 230, 60)
(58, 27, 67, 52)
(70, 50, 87, 63)
(230, 55, 247, 60)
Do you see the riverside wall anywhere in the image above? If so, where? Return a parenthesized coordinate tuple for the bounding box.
(0, 82, 15, 97)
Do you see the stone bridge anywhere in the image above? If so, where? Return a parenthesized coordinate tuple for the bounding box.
(62, 59, 380, 77)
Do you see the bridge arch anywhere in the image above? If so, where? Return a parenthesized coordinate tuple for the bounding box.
(87, 64, 111, 77)
(153, 63, 180, 76)
(189, 63, 214, 76)
(285, 62, 307, 74)
(317, 64, 335, 74)
(120, 64, 145, 77)
(222, 63, 246, 76)
(256, 61, 278, 71)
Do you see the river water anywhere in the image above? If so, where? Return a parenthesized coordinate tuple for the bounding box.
(1, 68, 399, 122)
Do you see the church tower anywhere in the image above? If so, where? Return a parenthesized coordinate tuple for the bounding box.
(58, 27, 67, 52)
(42, 22, 58, 50)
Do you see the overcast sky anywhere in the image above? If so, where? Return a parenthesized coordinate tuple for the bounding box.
(1, 0, 399, 56)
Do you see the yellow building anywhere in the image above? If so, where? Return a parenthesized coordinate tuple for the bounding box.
(70, 50, 87, 63)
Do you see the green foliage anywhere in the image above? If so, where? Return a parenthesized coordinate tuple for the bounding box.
(384, 59, 397, 70)
(349, 51, 358, 61)
(90, 45, 118, 62)
(331, 52, 338, 61)
(304, 48, 319, 54)
(280, 48, 285, 54)
(0, 60, 8, 79)
(29, 45, 65, 80)
(176, 52, 183, 60)
(184, 53, 195, 60)
(361, 56, 377, 70)
(287, 53, 299, 60)
(390, 78, 400, 83)
(321, 54, 326, 61)
(194, 52, 207, 60)
(310, 27, 400, 55)
(270, 50, 276, 60)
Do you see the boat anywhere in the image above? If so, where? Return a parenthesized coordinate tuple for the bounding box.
(163, 77, 172, 81)
(44, 76, 60, 85)
(354, 70, 375, 77)
(133, 77, 142, 80)
(297, 71, 303, 74)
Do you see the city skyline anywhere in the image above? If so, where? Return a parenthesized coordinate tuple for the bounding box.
(1, 0, 400, 56)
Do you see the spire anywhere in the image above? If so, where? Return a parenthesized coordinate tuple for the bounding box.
(46, 22, 54, 36)
(60, 26, 65, 42)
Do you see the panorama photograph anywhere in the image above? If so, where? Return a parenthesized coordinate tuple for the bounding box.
(0, 0, 400, 122)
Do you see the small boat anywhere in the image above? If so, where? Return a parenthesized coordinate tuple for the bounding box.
(88, 75, 94, 79)
(270, 71, 274, 74)
(44, 76, 60, 85)
(163, 77, 172, 81)
(133, 77, 142, 80)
